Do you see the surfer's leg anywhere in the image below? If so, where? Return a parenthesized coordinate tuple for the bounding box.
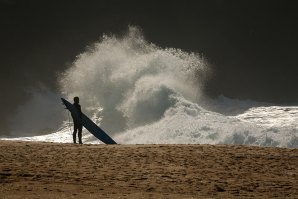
(78, 124, 83, 144)
(73, 122, 78, 144)
(73, 131, 77, 144)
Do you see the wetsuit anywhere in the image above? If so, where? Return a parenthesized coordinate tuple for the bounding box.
(71, 103, 83, 144)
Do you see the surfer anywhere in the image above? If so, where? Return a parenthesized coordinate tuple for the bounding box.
(72, 97, 83, 144)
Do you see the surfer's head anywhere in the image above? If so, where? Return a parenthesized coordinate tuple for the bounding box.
(74, 96, 80, 104)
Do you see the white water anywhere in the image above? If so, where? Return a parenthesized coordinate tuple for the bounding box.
(2, 27, 298, 148)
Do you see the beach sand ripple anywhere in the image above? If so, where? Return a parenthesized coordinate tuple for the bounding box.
(0, 141, 297, 198)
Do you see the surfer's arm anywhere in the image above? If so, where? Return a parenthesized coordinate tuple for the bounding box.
(78, 105, 83, 120)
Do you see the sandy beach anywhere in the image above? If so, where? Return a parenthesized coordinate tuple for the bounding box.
(0, 141, 297, 198)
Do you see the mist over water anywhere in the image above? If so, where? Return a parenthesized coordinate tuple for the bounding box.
(8, 88, 63, 136)
(3, 27, 298, 148)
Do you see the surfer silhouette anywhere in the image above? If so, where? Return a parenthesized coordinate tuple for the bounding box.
(72, 97, 83, 144)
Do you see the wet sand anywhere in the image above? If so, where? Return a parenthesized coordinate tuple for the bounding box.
(0, 141, 297, 198)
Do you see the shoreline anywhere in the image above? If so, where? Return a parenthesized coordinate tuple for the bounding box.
(0, 140, 297, 198)
(1, 139, 296, 149)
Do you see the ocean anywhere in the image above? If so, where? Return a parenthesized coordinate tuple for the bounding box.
(2, 27, 298, 148)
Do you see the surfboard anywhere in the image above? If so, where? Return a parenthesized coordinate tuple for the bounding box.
(61, 98, 117, 144)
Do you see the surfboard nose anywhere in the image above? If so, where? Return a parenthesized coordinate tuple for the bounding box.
(61, 98, 67, 104)
(61, 98, 69, 108)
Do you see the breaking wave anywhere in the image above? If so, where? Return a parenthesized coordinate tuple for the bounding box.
(59, 27, 208, 134)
